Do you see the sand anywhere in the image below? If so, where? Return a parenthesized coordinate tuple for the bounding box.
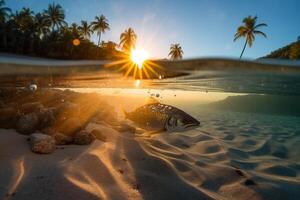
(0, 91, 300, 200)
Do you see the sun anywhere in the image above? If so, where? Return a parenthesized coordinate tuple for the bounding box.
(105, 46, 163, 79)
(130, 48, 149, 69)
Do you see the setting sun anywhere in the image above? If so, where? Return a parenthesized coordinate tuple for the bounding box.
(130, 48, 149, 69)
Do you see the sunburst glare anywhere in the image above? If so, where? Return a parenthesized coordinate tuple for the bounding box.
(131, 48, 149, 69)
(105, 47, 163, 80)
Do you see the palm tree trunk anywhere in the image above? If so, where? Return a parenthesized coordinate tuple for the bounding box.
(240, 40, 248, 59)
(97, 32, 101, 46)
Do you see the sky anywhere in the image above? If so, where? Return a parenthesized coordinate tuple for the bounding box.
(5, 0, 300, 59)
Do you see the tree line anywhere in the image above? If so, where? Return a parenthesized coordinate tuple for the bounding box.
(2, 0, 297, 60)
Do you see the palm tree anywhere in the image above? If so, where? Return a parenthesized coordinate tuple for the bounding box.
(234, 15, 267, 59)
(0, 0, 11, 49)
(91, 15, 109, 46)
(79, 20, 92, 40)
(44, 3, 67, 32)
(0, 0, 10, 24)
(34, 13, 51, 38)
(168, 43, 183, 60)
(119, 28, 137, 53)
(68, 23, 81, 39)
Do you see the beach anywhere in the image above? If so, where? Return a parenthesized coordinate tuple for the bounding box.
(0, 88, 299, 200)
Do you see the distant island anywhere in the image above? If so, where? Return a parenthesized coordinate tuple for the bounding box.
(262, 39, 300, 59)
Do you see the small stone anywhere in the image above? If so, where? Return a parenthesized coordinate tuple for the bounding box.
(91, 129, 106, 142)
(20, 102, 43, 114)
(29, 133, 56, 154)
(53, 133, 73, 145)
(73, 130, 95, 145)
(37, 108, 55, 129)
(16, 113, 39, 135)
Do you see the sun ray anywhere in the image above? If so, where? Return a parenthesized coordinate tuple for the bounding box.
(144, 63, 160, 77)
(104, 47, 164, 79)
(133, 65, 138, 79)
(124, 63, 135, 77)
(142, 64, 151, 79)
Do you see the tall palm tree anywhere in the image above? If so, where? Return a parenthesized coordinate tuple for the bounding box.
(234, 15, 267, 59)
(168, 43, 183, 60)
(91, 15, 109, 46)
(0, 0, 10, 24)
(34, 13, 51, 38)
(79, 20, 92, 40)
(0, 0, 11, 49)
(119, 28, 137, 53)
(44, 3, 67, 32)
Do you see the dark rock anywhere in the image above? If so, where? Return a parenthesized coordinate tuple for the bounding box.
(37, 108, 55, 129)
(0, 107, 20, 129)
(29, 133, 56, 154)
(16, 113, 39, 135)
(56, 117, 82, 136)
(73, 130, 95, 145)
(20, 102, 43, 114)
(91, 129, 107, 142)
(53, 133, 73, 145)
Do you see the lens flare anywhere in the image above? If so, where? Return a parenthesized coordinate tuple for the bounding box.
(130, 48, 149, 69)
(105, 47, 163, 79)
(73, 39, 80, 46)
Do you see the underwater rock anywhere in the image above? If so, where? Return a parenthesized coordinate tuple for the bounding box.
(91, 129, 107, 142)
(16, 113, 39, 135)
(20, 102, 43, 114)
(0, 107, 19, 129)
(37, 108, 55, 129)
(56, 102, 80, 121)
(73, 130, 95, 145)
(53, 133, 73, 145)
(29, 133, 56, 154)
(57, 117, 82, 136)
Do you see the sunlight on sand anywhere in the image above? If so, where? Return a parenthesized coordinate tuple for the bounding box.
(4, 157, 25, 200)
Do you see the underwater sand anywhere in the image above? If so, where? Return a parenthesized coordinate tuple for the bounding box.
(0, 89, 299, 200)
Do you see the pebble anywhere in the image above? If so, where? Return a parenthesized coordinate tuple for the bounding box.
(16, 113, 39, 135)
(29, 133, 56, 154)
(73, 130, 95, 145)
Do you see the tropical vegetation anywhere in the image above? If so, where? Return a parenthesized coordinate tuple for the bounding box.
(234, 15, 267, 58)
(119, 28, 137, 53)
(263, 39, 300, 59)
(0, 1, 123, 60)
(168, 43, 184, 60)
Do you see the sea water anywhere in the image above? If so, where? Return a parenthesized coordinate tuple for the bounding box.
(1, 56, 300, 198)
